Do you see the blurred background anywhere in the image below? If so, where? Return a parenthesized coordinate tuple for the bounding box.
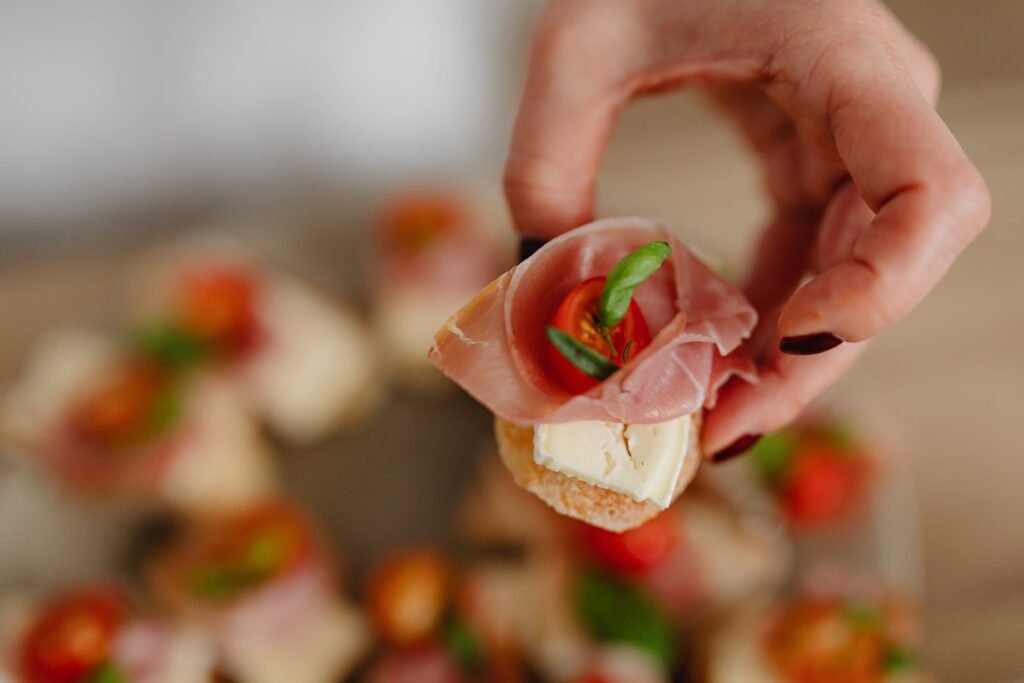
(0, 2, 1022, 682)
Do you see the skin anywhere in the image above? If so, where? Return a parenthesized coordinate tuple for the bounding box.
(504, 0, 991, 455)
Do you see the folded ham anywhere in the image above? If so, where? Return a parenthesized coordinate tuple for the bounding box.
(429, 218, 758, 425)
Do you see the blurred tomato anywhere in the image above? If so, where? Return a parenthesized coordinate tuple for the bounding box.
(161, 500, 315, 603)
(174, 265, 262, 359)
(576, 513, 677, 574)
(781, 444, 868, 528)
(68, 361, 171, 449)
(367, 550, 452, 646)
(19, 587, 124, 683)
(365, 643, 467, 683)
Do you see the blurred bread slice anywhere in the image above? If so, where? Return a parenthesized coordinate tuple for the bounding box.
(494, 416, 701, 532)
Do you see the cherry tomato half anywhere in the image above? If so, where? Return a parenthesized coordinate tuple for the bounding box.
(167, 501, 314, 602)
(174, 266, 261, 359)
(20, 587, 124, 683)
(68, 361, 170, 449)
(366, 549, 452, 647)
(380, 192, 466, 253)
(547, 277, 652, 394)
(575, 512, 677, 575)
(763, 598, 893, 683)
(780, 443, 868, 529)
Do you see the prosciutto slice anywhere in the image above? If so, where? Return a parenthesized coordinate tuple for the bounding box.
(429, 217, 757, 424)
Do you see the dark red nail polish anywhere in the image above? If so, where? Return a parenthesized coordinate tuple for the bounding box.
(712, 433, 763, 463)
(518, 237, 548, 263)
(779, 332, 843, 355)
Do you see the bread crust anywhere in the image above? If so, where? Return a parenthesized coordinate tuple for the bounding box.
(494, 415, 702, 532)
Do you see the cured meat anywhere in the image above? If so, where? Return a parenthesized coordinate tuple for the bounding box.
(430, 218, 757, 424)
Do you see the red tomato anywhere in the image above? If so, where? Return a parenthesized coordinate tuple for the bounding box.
(165, 501, 314, 602)
(380, 192, 465, 252)
(174, 266, 261, 358)
(20, 587, 124, 683)
(364, 643, 467, 683)
(547, 277, 652, 394)
(781, 444, 867, 528)
(575, 512, 677, 575)
(366, 550, 452, 646)
(763, 598, 891, 683)
(68, 361, 168, 449)
(568, 673, 613, 683)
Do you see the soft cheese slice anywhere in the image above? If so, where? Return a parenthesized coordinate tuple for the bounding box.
(533, 415, 695, 508)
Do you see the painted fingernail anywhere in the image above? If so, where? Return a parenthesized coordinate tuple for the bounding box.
(711, 433, 763, 463)
(779, 332, 843, 355)
(518, 236, 548, 263)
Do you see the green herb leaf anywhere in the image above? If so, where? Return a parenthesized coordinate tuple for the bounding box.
(882, 646, 917, 672)
(815, 422, 855, 451)
(135, 325, 211, 370)
(621, 340, 634, 363)
(189, 565, 268, 600)
(546, 327, 619, 382)
(87, 663, 126, 683)
(845, 602, 883, 629)
(443, 616, 483, 673)
(749, 431, 797, 487)
(573, 568, 677, 667)
(245, 532, 286, 574)
(599, 241, 671, 328)
(143, 386, 183, 439)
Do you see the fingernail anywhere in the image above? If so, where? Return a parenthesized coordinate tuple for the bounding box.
(711, 433, 763, 463)
(779, 332, 843, 355)
(518, 236, 548, 263)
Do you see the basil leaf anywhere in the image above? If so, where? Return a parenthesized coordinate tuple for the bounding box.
(573, 568, 677, 667)
(845, 602, 883, 628)
(882, 647, 917, 672)
(88, 663, 126, 683)
(546, 327, 618, 382)
(599, 241, 671, 327)
(136, 325, 211, 370)
(189, 565, 268, 600)
(749, 431, 797, 487)
(143, 386, 183, 439)
(443, 616, 482, 673)
(245, 532, 286, 574)
(815, 422, 855, 451)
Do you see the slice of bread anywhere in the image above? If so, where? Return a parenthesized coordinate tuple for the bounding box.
(494, 415, 702, 532)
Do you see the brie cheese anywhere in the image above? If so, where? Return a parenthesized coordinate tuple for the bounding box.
(533, 415, 695, 508)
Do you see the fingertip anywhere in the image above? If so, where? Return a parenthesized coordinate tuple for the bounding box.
(502, 159, 595, 238)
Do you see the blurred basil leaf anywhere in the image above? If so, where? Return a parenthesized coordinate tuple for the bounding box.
(574, 568, 677, 667)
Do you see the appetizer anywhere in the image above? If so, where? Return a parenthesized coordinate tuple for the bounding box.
(0, 585, 216, 683)
(363, 549, 521, 683)
(703, 592, 928, 683)
(130, 237, 382, 444)
(461, 552, 679, 683)
(430, 218, 757, 530)
(0, 329, 274, 514)
(373, 189, 502, 391)
(148, 500, 368, 683)
(748, 420, 872, 529)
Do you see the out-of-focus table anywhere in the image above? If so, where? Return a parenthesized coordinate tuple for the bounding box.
(0, 82, 1021, 682)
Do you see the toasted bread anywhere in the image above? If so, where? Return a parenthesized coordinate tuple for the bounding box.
(494, 415, 702, 532)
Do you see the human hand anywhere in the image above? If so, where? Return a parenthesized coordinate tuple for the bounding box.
(504, 0, 990, 459)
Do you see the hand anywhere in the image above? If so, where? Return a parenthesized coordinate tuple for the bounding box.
(504, 0, 990, 458)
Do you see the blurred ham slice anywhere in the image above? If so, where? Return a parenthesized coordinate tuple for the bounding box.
(429, 218, 757, 425)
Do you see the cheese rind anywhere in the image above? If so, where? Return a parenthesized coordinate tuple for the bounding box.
(533, 415, 694, 508)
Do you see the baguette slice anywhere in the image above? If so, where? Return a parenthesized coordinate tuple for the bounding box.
(494, 414, 702, 532)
